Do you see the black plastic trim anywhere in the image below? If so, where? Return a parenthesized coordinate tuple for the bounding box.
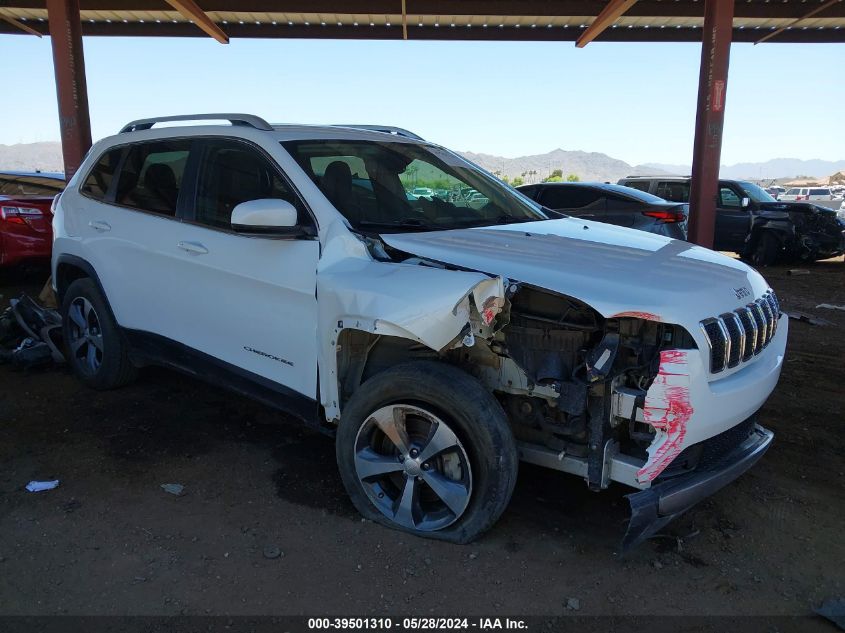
(123, 329, 321, 429)
(54, 254, 107, 303)
(622, 422, 773, 552)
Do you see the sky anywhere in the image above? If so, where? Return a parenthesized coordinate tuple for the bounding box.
(1, 34, 843, 166)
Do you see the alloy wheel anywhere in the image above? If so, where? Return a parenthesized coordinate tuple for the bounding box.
(353, 404, 473, 532)
(67, 297, 104, 375)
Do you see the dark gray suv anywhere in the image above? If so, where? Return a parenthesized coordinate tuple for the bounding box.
(516, 182, 688, 240)
(618, 176, 845, 265)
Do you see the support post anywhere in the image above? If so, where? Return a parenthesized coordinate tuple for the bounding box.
(46, 0, 92, 181)
(687, 0, 734, 249)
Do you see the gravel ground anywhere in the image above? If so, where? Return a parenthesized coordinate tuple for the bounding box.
(0, 260, 842, 623)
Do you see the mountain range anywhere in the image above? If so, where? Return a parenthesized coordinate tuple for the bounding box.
(2, 141, 843, 183)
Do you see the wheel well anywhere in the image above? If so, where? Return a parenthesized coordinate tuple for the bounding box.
(336, 330, 439, 408)
(55, 262, 90, 303)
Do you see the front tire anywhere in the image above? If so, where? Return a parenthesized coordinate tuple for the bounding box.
(336, 361, 518, 543)
(751, 231, 780, 267)
(61, 278, 137, 390)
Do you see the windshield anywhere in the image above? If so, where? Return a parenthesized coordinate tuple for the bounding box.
(282, 140, 547, 232)
(738, 181, 776, 203)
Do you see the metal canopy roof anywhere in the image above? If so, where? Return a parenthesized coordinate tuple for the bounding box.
(1, 0, 844, 43)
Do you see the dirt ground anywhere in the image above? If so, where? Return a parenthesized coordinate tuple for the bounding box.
(0, 260, 843, 622)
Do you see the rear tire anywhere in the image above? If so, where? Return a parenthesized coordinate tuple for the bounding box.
(61, 278, 137, 390)
(336, 361, 518, 543)
(751, 231, 780, 267)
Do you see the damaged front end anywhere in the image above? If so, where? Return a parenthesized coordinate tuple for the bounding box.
(441, 284, 772, 551)
(326, 230, 777, 551)
(753, 202, 845, 262)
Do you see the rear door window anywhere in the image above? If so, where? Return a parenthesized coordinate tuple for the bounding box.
(655, 181, 690, 202)
(540, 187, 603, 209)
(80, 149, 124, 200)
(115, 140, 191, 217)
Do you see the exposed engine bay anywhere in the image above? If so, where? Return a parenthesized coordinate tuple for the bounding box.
(447, 284, 698, 490)
(336, 240, 700, 494)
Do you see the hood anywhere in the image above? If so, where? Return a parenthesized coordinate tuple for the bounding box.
(758, 201, 835, 215)
(381, 218, 770, 328)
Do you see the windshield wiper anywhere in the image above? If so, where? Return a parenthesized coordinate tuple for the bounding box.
(474, 214, 543, 226)
(358, 218, 445, 232)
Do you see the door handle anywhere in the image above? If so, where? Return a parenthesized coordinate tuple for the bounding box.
(177, 240, 209, 255)
(88, 220, 111, 232)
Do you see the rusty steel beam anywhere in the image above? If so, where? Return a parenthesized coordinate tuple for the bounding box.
(687, 0, 734, 249)
(755, 0, 841, 44)
(576, 0, 638, 47)
(402, 0, 408, 40)
(1, 15, 43, 36)
(3, 0, 845, 19)
(46, 0, 93, 181)
(163, 0, 229, 43)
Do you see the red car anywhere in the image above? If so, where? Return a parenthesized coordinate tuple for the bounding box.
(0, 171, 65, 267)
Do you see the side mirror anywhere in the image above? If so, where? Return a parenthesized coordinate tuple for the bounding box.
(741, 197, 750, 209)
(231, 199, 299, 235)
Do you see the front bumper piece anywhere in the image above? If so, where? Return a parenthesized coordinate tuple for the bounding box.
(622, 423, 773, 551)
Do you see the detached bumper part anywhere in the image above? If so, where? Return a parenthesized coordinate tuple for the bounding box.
(622, 423, 773, 551)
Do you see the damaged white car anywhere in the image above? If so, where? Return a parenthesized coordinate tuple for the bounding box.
(51, 114, 787, 548)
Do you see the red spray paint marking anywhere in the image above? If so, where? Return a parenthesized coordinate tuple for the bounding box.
(637, 349, 695, 482)
(610, 311, 662, 322)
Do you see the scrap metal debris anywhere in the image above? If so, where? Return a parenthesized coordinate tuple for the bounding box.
(787, 311, 835, 327)
(0, 292, 64, 368)
(25, 480, 60, 493)
(787, 269, 810, 276)
(161, 483, 185, 496)
(816, 303, 845, 312)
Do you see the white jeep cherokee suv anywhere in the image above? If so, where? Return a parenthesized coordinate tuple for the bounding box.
(52, 114, 787, 548)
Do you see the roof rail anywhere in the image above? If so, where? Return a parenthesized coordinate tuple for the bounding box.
(331, 125, 424, 141)
(624, 174, 690, 178)
(119, 113, 273, 134)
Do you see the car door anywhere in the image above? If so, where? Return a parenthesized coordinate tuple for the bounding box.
(77, 138, 196, 340)
(714, 183, 750, 252)
(164, 137, 320, 401)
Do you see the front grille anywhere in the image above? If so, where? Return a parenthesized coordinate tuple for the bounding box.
(700, 290, 780, 374)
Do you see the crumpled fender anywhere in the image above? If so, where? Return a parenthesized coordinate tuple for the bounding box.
(316, 222, 505, 420)
(320, 261, 504, 350)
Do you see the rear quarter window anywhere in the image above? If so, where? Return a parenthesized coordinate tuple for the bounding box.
(80, 149, 124, 200)
(656, 181, 690, 203)
(621, 180, 651, 193)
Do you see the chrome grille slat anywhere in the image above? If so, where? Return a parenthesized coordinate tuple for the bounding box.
(758, 299, 774, 348)
(700, 290, 780, 374)
(750, 303, 767, 354)
(736, 308, 757, 362)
